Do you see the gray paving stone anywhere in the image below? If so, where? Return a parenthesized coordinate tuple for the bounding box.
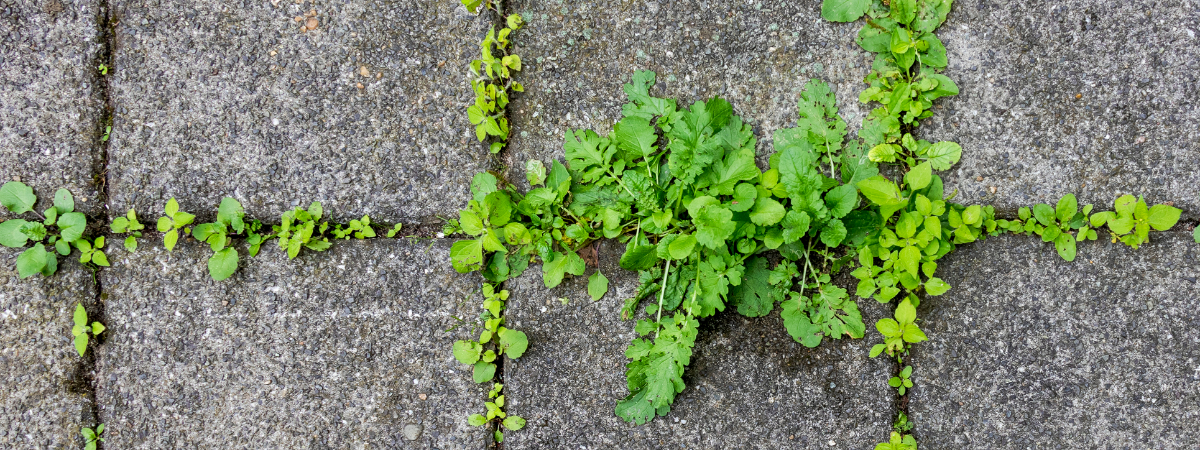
(0, 248, 96, 449)
(910, 232, 1200, 448)
(0, 0, 105, 217)
(504, 0, 872, 190)
(95, 239, 489, 449)
(921, 0, 1200, 217)
(106, 0, 494, 223)
(503, 240, 894, 449)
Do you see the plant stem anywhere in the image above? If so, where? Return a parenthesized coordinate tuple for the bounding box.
(654, 258, 672, 338)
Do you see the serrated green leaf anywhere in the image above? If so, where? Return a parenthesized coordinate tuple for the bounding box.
(525, 160, 547, 186)
(824, 184, 858, 218)
(820, 219, 848, 247)
(450, 239, 485, 274)
(895, 299, 917, 324)
(471, 173, 499, 203)
(728, 257, 782, 317)
(613, 116, 659, 161)
(693, 205, 736, 249)
(454, 340, 483, 365)
(499, 328, 529, 359)
(207, 247, 238, 281)
(922, 141, 962, 170)
(542, 249, 586, 288)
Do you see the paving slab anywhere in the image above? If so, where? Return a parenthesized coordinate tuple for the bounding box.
(504, 0, 872, 190)
(106, 0, 494, 223)
(0, 248, 97, 449)
(95, 239, 489, 449)
(909, 232, 1200, 448)
(0, 0, 105, 217)
(921, 0, 1200, 216)
(503, 240, 894, 449)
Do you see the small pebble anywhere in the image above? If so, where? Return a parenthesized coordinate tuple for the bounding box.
(359, 66, 370, 77)
(305, 17, 319, 31)
(402, 424, 422, 440)
(418, 393, 427, 400)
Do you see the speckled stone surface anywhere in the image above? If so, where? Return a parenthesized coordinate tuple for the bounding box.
(910, 232, 1200, 448)
(0, 0, 105, 218)
(503, 0, 873, 191)
(95, 239, 489, 449)
(502, 240, 894, 449)
(0, 248, 96, 449)
(105, 0, 494, 223)
(920, 0, 1200, 218)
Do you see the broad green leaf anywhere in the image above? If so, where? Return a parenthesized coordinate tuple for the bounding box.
(0, 219, 30, 247)
(1055, 194, 1078, 222)
(207, 247, 239, 281)
(857, 176, 904, 207)
(821, 0, 870, 22)
(781, 210, 812, 244)
(1193, 226, 1199, 243)
(502, 416, 526, 431)
(92, 251, 109, 267)
(0, 181, 36, 214)
(1147, 204, 1182, 231)
(16, 244, 49, 278)
(542, 249, 585, 288)
(75, 333, 89, 357)
(53, 189, 74, 213)
(1054, 233, 1077, 262)
(891, 0, 916, 24)
(1032, 204, 1055, 226)
(471, 172, 499, 203)
(824, 184, 858, 219)
(904, 162, 932, 190)
(588, 270, 610, 301)
(668, 234, 697, 260)
(473, 361, 497, 383)
(730, 183, 757, 212)
(925, 277, 950, 295)
(922, 141, 962, 170)
(621, 70, 677, 120)
(453, 340, 483, 365)
(217, 197, 245, 233)
(820, 219, 847, 247)
(749, 197, 786, 226)
(450, 239, 485, 273)
(898, 245, 921, 278)
(57, 212, 87, 243)
(163, 229, 179, 252)
(728, 257, 781, 317)
(620, 243, 659, 271)
(124, 236, 138, 252)
(894, 299, 917, 324)
(705, 148, 760, 195)
(499, 328, 529, 358)
(468, 414, 488, 427)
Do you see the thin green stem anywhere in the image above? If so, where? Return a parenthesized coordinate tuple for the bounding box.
(653, 258, 672, 338)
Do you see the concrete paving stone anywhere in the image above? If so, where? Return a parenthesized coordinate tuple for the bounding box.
(95, 239, 489, 449)
(106, 0, 495, 223)
(503, 240, 894, 449)
(0, 0, 105, 218)
(910, 232, 1200, 448)
(0, 248, 97, 449)
(504, 0, 873, 190)
(920, 0, 1200, 217)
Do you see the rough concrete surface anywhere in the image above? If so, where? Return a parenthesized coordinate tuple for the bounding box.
(95, 239, 489, 449)
(105, 0, 494, 223)
(922, 0, 1200, 217)
(503, 240, 894, 449)
(0, 248, 96, 449)
(0, 0, 105, 217)
(504, 0, 874, 190)
(910, 232, 1200, 448)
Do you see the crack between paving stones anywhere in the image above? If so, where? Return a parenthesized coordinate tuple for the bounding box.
(73, 0, 118, 446)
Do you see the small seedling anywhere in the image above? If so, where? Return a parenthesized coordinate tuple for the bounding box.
(157, 198, 195, 252)
(871, 300, 927, 358)
(386, 222, 404, 238)
(874, 431, 918, 450)
(81, 423, 104, 450)
(276, 201, 332, 259)
(1088, 195, 1181, 249)
(71, 303, 105, 357)
(101, 126, 111, 142)
(889, 365, 914, 395)
(893, 412, 913, 433)
(468, 383, 525, 442)
(74, 236, 109, 267)
(466, 14, 524, 153)
(110, 208, 146, 252)
(193, 197, 246, 280)
(1, 184, 88, 277)
(97, 63, 109, 75)
(332, 215, 376, 239)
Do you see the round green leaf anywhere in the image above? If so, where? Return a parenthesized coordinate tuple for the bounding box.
(502, 415, 526, 431)
(207, 247, 239, 281)
(498, 328, 529, 359)
(473, 362, 497, 383)
(0, 181, 36, 214)
(588, 270, 609, 301)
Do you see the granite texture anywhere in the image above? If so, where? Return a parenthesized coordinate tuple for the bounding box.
(105, 0, 494, 223)
(95, 239, 489, 449)
(920, 0, 1200, 218)
(0, 248, 97, 449)
(910, 232, 1200, 448)
(503, 240, 894, 449)
(0, 0, 105, 217)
